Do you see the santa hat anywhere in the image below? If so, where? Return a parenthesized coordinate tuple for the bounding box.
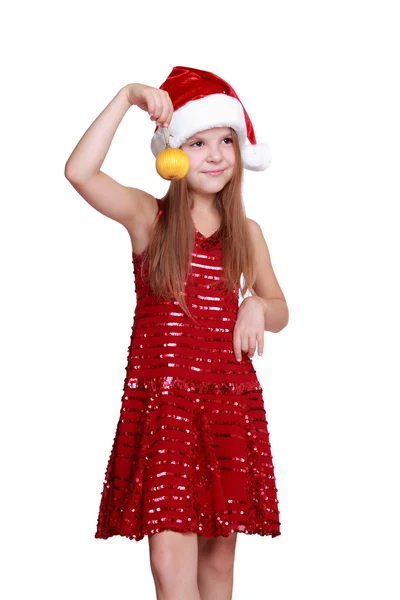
(150, 66, 272, 172)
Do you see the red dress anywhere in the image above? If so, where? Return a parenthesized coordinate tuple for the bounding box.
(95, 198, 281, 541)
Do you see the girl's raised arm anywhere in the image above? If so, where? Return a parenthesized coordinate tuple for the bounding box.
(64, 83, 173, 229)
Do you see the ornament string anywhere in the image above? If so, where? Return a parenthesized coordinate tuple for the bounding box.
(162, 127, 173, 149)
(163, 127, 168, 148)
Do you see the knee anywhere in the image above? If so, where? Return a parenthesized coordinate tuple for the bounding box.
(199, 536, 237, 576)
(149, 532, 197, 587)
(150, 546, 181, 585)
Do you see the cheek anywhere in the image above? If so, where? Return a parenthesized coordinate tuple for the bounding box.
(225, 147, 236, 165)
(186, 153, 203, 172)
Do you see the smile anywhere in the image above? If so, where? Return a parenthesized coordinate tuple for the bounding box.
(203, 170, 224, 176)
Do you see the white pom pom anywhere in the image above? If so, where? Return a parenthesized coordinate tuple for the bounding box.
(241, 143, 272, 171)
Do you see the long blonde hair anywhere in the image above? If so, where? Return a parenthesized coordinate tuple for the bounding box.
(139, 129, 257, 322)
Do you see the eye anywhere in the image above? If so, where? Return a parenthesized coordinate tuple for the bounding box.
(190, 141, 203, 147)
(222, 137, 233, 144)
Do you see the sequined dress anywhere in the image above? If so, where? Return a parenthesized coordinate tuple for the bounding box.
(95, 198, 281, 541)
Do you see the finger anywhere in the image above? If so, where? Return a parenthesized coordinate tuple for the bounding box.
(233, 332, 242, 362)
(257, 331, 264, 356)
(164, 101, 174, 128)
(163, 92, 174, 127)
(168, 97, 174, 126)
(157, 92, 171, 127)
(149, 92, 163, 122)
(145, 91, 156, 118)
(157, 94, 174, 128)
(167, 107, 174, 128)
(160, 91, 174, 126)
(247, 335, 257, 358)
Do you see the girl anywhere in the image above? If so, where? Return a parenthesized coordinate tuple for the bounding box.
(65, 66, 289, 600)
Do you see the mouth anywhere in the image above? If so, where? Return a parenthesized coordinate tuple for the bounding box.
(203, 169, 225, 176)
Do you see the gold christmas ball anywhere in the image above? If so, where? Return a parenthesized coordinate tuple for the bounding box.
(155, 147, 190, 181)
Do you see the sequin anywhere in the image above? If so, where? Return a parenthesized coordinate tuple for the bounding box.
(95, 198, 281, 542)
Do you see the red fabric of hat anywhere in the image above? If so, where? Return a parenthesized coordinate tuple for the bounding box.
(150, 66, 271, 172)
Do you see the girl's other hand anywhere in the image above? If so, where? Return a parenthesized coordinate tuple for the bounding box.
(124, 83, 173, 128)
(233, 297, 265, 361)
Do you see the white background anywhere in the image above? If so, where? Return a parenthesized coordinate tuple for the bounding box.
(1, 0, 399, 598)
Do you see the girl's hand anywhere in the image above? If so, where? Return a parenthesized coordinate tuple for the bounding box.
(233, 296, 265, 361)
(124, 83, 174, 128)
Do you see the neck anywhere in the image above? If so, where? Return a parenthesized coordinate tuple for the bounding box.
(189, 191, 220, 214)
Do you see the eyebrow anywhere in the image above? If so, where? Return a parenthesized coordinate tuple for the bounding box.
(188, 130, 232, 141)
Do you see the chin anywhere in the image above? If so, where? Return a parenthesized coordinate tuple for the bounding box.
(200, 184, 226, 195)
(199, 175, 230, 189)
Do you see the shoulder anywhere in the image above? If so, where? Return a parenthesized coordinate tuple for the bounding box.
(246, 217, 262, 234)
(245, 217, 275, 261)
(246, 218, 267, 250)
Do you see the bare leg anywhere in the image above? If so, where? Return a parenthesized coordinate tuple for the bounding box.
(197, 532, 238, 600)
(148, 531, 202, 600)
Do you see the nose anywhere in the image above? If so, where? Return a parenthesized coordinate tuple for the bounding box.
(207, 142, 223, 162)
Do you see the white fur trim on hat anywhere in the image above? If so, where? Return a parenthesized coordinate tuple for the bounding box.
(150, 93, 271, 171)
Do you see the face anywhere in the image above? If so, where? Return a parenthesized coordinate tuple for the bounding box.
(180, 127, 235, 198)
